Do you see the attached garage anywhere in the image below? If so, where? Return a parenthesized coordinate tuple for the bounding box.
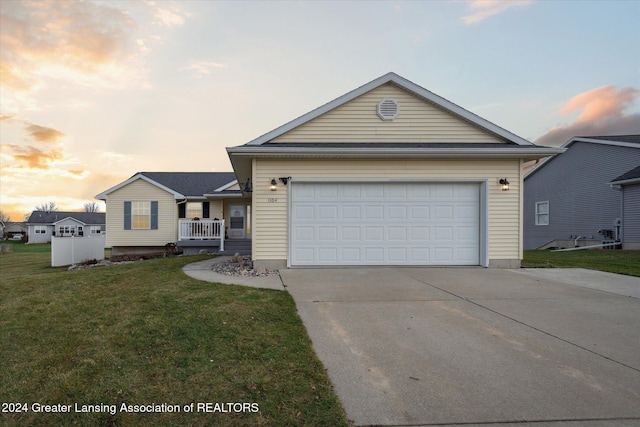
(226, 72, 564, 269)
(289, 181, 485, 266)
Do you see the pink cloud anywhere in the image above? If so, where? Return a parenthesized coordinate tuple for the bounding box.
(535, 85, 640, 146)
(462, 0, 533, 25)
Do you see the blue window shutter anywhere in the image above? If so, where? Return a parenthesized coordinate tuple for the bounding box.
(203, 202, 210, 218)
(124, 201, 131, 230)
(178, 203, 186, 219)
(151, 201, 158, 230)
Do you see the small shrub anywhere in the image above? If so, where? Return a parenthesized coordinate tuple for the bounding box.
(0, 244, 13, 254)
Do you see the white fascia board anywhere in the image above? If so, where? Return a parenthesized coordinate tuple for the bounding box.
(227, 146, 564, 160)
(203, 193, 244, 198)
(52, 217, 85, 226)
(566, 137, 640, 149)
(95, 173, 185, 200)
(245, 72, 533, 146)
(214, 179, 238, 192)
(609, 177, 640, 186)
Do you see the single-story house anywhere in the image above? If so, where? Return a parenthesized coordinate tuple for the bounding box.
(523, 135, 640, 250)
(610, 165, 640, 249)
(95, 172, 248, 255)
(26, 211, 106, 244)
(98, 72, 563, 268)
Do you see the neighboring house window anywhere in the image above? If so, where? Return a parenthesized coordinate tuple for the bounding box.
(35, 226, 47, 234)
(59, 226, 76, 235)
(124, 201, 158, 230)
(186, 202, 202, 219)
(90, 226, 101, 234)
(535, 201, 549, 226)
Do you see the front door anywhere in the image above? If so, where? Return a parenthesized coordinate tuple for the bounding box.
(228, 204, 246, 239)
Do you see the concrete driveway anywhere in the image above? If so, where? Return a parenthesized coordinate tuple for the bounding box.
(280, 268, 640, 426)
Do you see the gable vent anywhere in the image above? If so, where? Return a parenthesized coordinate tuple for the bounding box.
(377, 98, 399, 120)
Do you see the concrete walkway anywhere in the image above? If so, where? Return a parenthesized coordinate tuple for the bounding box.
(280, 267, 640, 426)
(182, 256, 285, 290)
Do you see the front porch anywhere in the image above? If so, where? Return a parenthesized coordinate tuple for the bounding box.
(176, 219, 251, 255)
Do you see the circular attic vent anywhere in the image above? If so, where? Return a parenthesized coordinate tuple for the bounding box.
(377, 98, 399, 121)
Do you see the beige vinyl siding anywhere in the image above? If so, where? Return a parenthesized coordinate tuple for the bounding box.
(105, 179, 177, 247)
(209, 200, 224, 219)
(253, 159, 521, 262)
(272, 84, 501, 144)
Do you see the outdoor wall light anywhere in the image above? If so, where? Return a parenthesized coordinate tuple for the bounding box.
(270, 178, 277, 191)
(279, 177, 290, 185)
(499, 178, 510, 191)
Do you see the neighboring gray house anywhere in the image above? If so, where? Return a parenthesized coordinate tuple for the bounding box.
(610, 165, 640, 249)
(26, 211, 106, 244)
(524, 135, 640, 250)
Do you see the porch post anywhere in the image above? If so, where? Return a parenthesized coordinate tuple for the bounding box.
(220, 219, 225, 251)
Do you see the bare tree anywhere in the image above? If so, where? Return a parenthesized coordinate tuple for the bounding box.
(0, 210, 10, 225)
(83, 202, 101, 213)
(34, 201, 58, 213)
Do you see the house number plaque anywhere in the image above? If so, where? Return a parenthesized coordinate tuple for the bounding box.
(267, 198, 278, 203)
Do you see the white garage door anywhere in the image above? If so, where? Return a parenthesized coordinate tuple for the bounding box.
(290, 182, 480, 266)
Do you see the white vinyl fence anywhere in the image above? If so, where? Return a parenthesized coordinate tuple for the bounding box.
(51, 235, 106, 267)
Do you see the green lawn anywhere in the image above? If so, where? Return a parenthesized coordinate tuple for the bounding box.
(523, 249, 640, 277)
(0, 242, 349, 426)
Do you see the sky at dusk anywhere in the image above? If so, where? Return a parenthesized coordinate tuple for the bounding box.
(1, 0, 639, 221)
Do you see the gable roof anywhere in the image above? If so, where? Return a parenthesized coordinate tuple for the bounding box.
(27, 211, 105, 225)
(610, 165, 640, 185)
(95, 172, 238, 200)
(227, 72, 565, 182)
(525, 135, 640, 180)
(245, 72, 534, 146)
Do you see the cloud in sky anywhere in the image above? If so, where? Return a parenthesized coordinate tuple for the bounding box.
(535, 85, 640, 146)
(182, 60, 227, 76)
(0, 0, 144, 114)
(1, 119, 67, 168)
(462, 0, 533, 24)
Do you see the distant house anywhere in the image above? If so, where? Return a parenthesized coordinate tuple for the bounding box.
(610, 165, 640, 249)
(523, 135, 640, 250)
(26, 211, 106, 244)
(2, 222, 27, 239)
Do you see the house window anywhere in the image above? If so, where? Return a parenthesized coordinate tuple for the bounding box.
(535, 201, 549, 226)
(90, 226, 101, 234)
(132, 201, 151, 229)
(186, 202, 202, 219)
(35, 226, 47, 234)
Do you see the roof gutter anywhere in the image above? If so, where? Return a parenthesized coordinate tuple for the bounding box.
(227, 146, 565, 159)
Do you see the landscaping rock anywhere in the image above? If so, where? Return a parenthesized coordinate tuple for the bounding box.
(211, 256, 279, 277)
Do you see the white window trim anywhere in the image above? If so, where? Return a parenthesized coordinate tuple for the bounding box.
(535, 201, 549, 226)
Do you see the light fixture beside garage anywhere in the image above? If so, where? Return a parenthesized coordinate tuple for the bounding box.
(270, 178, 277, 191)
(499, 178, 510, 191)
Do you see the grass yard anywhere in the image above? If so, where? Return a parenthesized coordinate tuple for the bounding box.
(0, 242, 349, 426)
(523, 249, 640, 277)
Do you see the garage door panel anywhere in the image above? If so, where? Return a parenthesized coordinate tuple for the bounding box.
(290, 182, 480, 266)
(388, 226, 407, 240)
(341, 226, 361, 240)
(364, 205, 384, 219)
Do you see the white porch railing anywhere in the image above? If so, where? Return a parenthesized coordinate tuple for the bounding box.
(178, 219, 224, 251)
